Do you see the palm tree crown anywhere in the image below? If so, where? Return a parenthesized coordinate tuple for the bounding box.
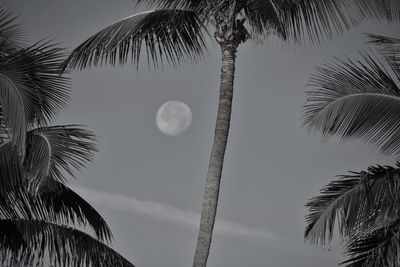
(64, 0, 397, 70)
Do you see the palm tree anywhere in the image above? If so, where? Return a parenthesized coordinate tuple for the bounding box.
(0, 9, 134, 266)
(0, 126, 135, 266)
(63, 1, 398, 266)
(303, 34, 400, 265)
(305, 163, 400, 265)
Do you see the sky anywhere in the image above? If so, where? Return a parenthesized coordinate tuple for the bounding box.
(4, 1, 400, 267)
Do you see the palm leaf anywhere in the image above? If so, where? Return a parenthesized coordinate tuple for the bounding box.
(23, 125, 97, 188)
(0, 138, 109, 242)
(0, 42, 71, 156)
(0, 41, 70, 125)
(135, 0, 206, 10)
(342, 218, 400, 266)
(0, 219, 134, 267)
(63, 9, 208, 70)
(0, 145, 23, 192)
(242, 0, 286, 40)
(0, 70, 27, 157)
(0, 120, 8, 145)
(278, 0, 399, 44)
(36, 181, 112, 242)
(368, 34, 400, 57)
(303, 53, 400, 157)
(0, 8, 25, 54)
(24, 130, 51, 192)
(368, 34, 400, 80)
(374, 0, 400, 21)
(0, 180, 112, 243)
(305, 163, 400, 246)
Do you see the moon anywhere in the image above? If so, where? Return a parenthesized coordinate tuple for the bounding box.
(156, 101, 192, 136)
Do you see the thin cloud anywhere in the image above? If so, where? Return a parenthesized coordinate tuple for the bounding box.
(72, 186, 278, 242)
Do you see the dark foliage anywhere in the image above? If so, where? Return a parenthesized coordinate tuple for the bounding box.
(0, 7, 135, 266)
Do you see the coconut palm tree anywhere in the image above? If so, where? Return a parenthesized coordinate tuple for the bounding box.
(305, 163, 400, 266)
(0, 129, 135, 266)
(0, 9, 134, 266)
(63, 1, 398, 266)
(303, 34, 400, 265)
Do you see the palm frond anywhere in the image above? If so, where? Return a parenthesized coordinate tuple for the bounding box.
(24, 125, 97, 186)
(0, 138, 108, 241)
(342, 219, 400, 266)
(24, 130, 51, 192)
(374, 0, 400, 21)
(278, 0, 398, 44)
(0, 8, 25, 54)
(135, 0, 206, 10)
(243, 0, 286, 40)
(0, 180, 112, 243)
(0, 219, 134, 267)
(368, 34, 400, 53)
(63, 9, 208, 70)
(0, 41, 71, 125)
(36, 181, 112, 242)
(368, 34, 400, 80)
(0, 70, 27, 156)
(0, 42, 71, 155)
(0, 145, 23, 192)
(303, 53, 400, 157)
(305, 163, 400, 246)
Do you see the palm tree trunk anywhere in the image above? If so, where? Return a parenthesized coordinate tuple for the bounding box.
(193, 43, 237, 267)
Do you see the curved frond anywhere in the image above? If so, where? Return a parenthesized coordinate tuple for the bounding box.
(305, 163, 400, 246)
(374, 0, 400, 21)
(0, 42, 71, 125)
(0, 8, 25, 53)
(0, 42, 71, 155)
(64, 9, 208, 70)
(368, 34, 400, 80)
(0, 180, 112, 243)
(135, 0, 206, 10)
(303, 53, 400, 157)
(243, 0, 286, 40)
(24, 130, 51, 191)
(0, 145, 23, 192)
(278, 0, 399, 44)
(343, 219, 400, 266)
(0, 139, 109, 242)
(24, 125, 97, 186)
(368, 34, 400, 57)
(36, 181, 113, 242)
(0, 71, 26, 156)
(0, 219, 134, 267)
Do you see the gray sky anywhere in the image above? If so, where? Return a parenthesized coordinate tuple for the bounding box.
(4, 1, 400, 266)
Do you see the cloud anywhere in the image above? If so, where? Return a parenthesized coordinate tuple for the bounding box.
(71, 186, 278, 242)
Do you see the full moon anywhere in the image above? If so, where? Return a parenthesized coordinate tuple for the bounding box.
(156, 101, 192, 136)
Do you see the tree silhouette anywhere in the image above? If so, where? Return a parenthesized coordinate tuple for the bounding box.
(0, 8, 134, 266)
